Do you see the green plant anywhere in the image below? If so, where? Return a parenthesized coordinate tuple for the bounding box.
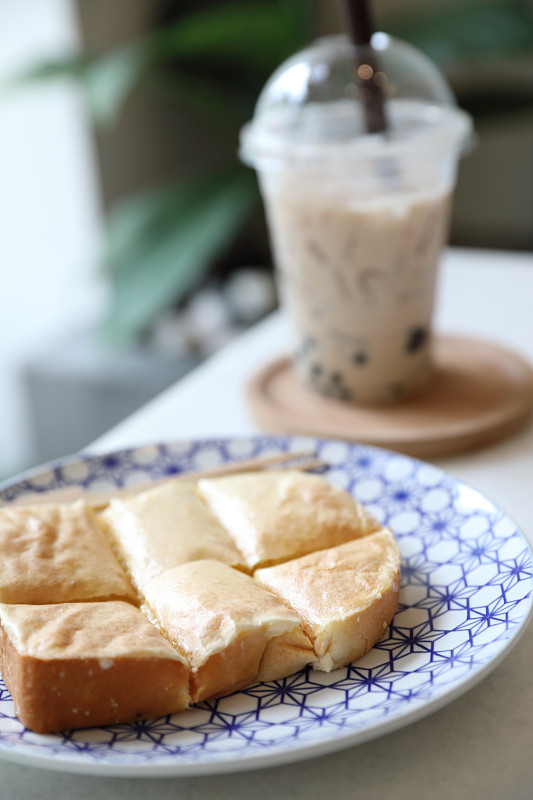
(16, 1, 311, 347)
(18, 0, 532, 347)
(383, 0, 533, 118)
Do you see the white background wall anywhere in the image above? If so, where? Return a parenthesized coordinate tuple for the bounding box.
(0, 0, 104, 478)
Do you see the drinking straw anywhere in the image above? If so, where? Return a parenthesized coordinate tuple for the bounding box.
(342, 0, 388, 134)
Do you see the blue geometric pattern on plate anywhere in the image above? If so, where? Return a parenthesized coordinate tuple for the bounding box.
(0, 435, 531, 776)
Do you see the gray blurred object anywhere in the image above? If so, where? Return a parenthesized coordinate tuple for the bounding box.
(21, 329, 199, 464)
(224, 268, 277, 326)
(21, 266, 276, 465)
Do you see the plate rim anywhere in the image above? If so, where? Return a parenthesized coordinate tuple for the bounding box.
(0, 434, 532, 777)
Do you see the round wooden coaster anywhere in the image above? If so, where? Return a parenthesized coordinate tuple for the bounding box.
(246, 336, 533, 459)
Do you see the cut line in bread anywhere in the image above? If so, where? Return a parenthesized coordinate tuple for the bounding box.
(0, 468, 402, 733)
(141, 559, 315, 703)
(0, 501, 136, 605)
(255, 530, 401, 672)
(198, 469, 382, 570)
(0, 601, 189, 733)
(99, 480, 248, 593)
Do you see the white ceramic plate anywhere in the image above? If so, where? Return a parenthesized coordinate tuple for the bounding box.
(0, 435, 531, 777)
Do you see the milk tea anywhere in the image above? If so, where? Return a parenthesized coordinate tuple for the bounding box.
(261, 171, 451, 403)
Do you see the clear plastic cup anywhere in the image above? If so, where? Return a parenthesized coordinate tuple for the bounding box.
(240, 34, 473, 404)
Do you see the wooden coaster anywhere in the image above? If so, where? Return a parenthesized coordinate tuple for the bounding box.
(246, 336, 533, 459)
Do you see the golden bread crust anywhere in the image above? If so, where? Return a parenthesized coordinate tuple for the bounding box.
(255, 530, 401, 671)
(0, 501, 135, 604)
(0, 470, 401, 731)
(0, 602, 189, 733)
(142, 560, 314, 702)
(99, 480, 247, 591)
(198, 470, 381, 569)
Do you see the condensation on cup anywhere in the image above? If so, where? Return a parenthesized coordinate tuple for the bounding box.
(240, 34, 473, 405)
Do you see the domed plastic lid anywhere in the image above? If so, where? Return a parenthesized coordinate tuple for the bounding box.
(240, 33, 473, 170)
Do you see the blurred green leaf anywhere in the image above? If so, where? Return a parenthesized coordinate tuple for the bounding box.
(82, 44, 147, 124)
(101, 166, 259, 345)
(10, 44, 147, 125)
(10, 0, 310, 345)
(149, 0, 308, 73)
(386, 0, 533, 69)
(11, 1, 308, 126)
(150, 68, 255, 134)
(9, 54, 89, 83)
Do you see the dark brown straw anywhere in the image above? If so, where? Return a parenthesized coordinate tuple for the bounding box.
(342, 0, 388, 134)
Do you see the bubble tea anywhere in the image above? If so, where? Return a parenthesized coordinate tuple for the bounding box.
(240, 35, 472, 404)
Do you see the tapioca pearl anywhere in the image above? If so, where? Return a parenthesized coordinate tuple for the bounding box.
(406, 326, 429, 353)
(306, 363, 324, 386)
(352, 351, 368, 366)
(326, 371, 353, 401)
(334, 386, 353, 402)
(324, 382, 348, 401)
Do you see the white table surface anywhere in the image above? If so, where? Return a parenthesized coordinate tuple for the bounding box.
(4, 247, 533, 799)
